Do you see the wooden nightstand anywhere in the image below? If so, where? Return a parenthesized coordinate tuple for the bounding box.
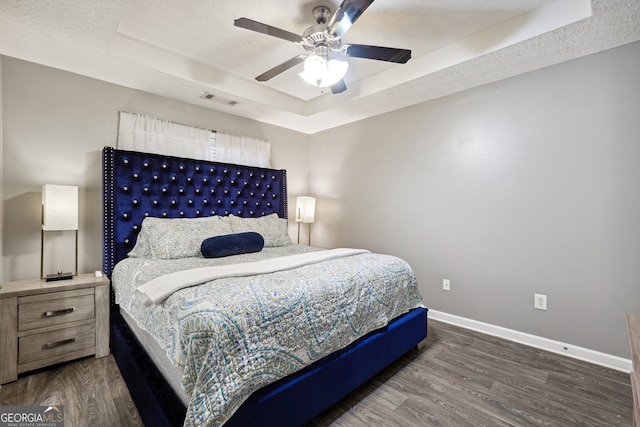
(0, 273, 110, 384)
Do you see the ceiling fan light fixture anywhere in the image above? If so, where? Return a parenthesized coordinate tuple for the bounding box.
(303, 54, 328, 78)
(235, 0, 411, 94)
(324, 58, 349, 86)
(299, 54, 348, 88)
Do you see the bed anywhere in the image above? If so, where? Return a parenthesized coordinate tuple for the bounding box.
(102, 146, 428, 426)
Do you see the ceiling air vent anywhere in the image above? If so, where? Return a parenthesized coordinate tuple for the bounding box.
(200, 92, 238, 106)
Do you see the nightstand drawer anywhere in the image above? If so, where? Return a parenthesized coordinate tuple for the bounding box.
(0, 274, 109, 384)
(19, 322, 95, 365)
(18, 289, 95, 332)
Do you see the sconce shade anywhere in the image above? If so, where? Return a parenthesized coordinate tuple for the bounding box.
(42, 184, 78, 231)
(296, 196, 316, 223)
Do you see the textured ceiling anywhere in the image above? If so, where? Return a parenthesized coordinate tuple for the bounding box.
(0, 0, 639, 134)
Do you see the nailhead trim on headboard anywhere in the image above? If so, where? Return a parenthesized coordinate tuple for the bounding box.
(102, 147, 288, 277)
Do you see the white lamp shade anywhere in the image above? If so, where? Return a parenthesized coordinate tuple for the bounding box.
(296, 196, 316, 223)
(299, 56, 349, 88)
(42, 184, 78, 231)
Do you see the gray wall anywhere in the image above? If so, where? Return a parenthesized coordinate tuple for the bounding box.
(1, 57, 309, 282)
(308, 41, 640, 358)
(3, 41, 639, 359)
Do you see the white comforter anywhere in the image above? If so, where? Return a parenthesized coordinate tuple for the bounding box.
(137, 248, 369, 305)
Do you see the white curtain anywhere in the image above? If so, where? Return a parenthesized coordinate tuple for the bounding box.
(214, 132, 271, 168)
(117, 112, 212, 160)
(117, 112, 271, 167)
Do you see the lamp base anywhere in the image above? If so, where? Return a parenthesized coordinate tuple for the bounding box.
(46, 272, 73, 282)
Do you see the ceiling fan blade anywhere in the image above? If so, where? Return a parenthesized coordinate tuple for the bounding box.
(234, 18, 304, 44)
(331, 79, 347, 94)
(328, 0, 375, 37)
(255, 55, 306, 82)
(343, 44, 411, 64)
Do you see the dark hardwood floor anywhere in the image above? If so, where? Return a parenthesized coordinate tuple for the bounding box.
(0, 319, 632, 426)
(0, 352, 143, 427)
(310, 320, 633, 426)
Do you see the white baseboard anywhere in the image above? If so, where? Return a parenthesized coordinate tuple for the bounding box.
(428, 310, 632, 373)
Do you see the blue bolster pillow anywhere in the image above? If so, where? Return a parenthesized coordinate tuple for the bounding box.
(201, 232, 265, 258)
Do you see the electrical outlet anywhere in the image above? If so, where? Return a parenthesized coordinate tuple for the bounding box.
(534, 294, 547, 310)
(443, 279, 451, 291)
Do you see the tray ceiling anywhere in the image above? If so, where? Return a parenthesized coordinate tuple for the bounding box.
(1, 0, 639, 133)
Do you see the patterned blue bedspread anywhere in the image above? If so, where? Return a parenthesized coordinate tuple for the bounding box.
(113, 245, 424, 426)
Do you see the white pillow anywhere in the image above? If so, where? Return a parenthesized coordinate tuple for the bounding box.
(133, 216, 232, 259)
(229, 214, 292, 247)
(127, 226, 152, 258)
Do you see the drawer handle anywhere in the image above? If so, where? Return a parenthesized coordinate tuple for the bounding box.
(43, 338, 76, 349)
(42, 307, 75, 318)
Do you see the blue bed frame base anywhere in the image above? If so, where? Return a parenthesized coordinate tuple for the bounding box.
(102, 147, 428, 426)
(111, 307, 427, 426)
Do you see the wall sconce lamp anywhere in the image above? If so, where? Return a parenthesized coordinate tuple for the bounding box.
(295, 196, 316, 245)
(41, 184, 78, 281)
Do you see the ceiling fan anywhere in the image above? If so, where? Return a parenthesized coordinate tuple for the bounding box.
(234, 0, 411, 94)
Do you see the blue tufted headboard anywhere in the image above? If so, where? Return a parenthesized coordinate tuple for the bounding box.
(102, 147, 288, 277)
